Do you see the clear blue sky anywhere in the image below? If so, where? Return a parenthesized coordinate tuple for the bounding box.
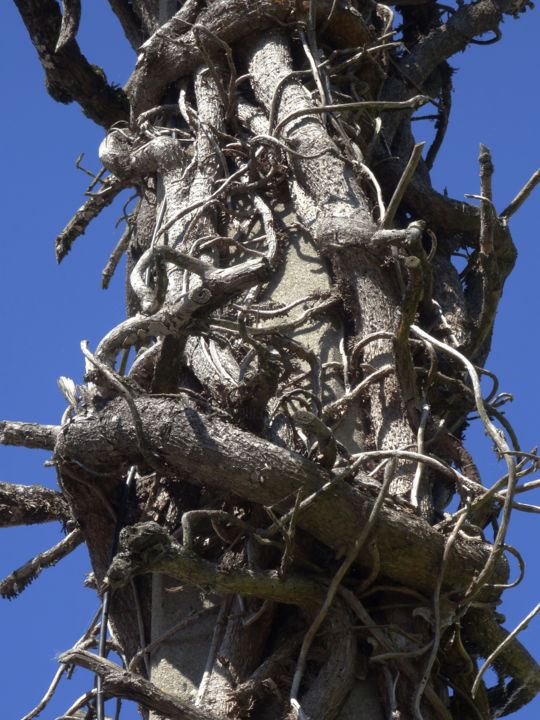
(0, 2, 539, 718)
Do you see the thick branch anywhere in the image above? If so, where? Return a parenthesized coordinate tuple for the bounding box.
(107, 0, 146, 50)
(377, 158, 481, 245)
(478, 143, 495, 255)
(0, 481, 69, 527)
(55, 0, 81, 52)
(14, 0, 128, 128)
(58, 650, 225, 720)
(96, 255, 270, 364)
(380, 0, 530, 148)
(463, 217, 517, 360)
(104, 521, 324, 607)
(125, 0, 373, 117)
(55, 396, 507, 597)
(402, 0, 531, 86)
(0, 420, 59, 450)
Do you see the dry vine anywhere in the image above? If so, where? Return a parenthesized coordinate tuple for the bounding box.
(3, 1, 540, 719)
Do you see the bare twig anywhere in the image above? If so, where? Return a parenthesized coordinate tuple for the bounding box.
(413, 502, 471, 718)
(129, 606, 217, 672)
(157, 164, 248, 239)
(493, 543, 525, 590)
(59, 650, 224, 720)
(56, 177, 128, 262)
(211, 296, 337, 338)
(195, 596, 233, 706)
(500, 168, 540, 220)
(268, 69, 311, 133)
(478, 144, 495, 255)
(350, 331, 394, 368)
(411, 325, 517, 598)
(21, 665, 68, 720)
(289, 459, 396, 707)
(0, 529, 82, 599)
(350, 449, 477, 494)
(358, 162, 386, 219)
(382, 142, 425, 228)
(58, 688, 97, 718)
(472, 602, 540, 699)
(274, 96, 430, 137)
(322, 365, 393, 422)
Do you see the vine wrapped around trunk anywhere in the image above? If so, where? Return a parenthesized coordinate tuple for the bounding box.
(4, 1, 540, 719)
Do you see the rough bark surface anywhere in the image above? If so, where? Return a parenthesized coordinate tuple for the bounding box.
(3, 1, 540, 719)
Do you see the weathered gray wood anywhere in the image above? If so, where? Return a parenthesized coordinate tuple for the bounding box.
(55, 395, 507, 596)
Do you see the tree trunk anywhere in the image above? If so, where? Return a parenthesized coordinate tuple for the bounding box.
(4, 1, 540, 719)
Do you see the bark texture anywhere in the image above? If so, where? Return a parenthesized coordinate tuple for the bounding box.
(4, 1, 540, 719)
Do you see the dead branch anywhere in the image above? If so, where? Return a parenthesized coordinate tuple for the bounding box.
(376, 157, 481, 241)
(401, 0, 532, 87)
(126, 0, 374, 117)
(104, 521, 324, 607)
(55, 0, 81, 51)
(14, 0, 128, 127)
(461, 170, 518, 361)
(21, 664, 67, 720)
(106, 0, 145, 50)
(58, 649, 226, 720)
(101, 222, 132, 289)
(0, 529, 82, 599)
(0, 481, 69, 526)
(478, 144, 495, 255)
(55, 177, 129, 262)
(49, 394, 508, 597)
(0, 420, 58, 450)
(463, 608, 540, 717)
(382, 142, 425, 228)
(500, 168, 540, 220)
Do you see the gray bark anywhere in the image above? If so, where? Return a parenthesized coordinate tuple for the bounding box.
(4, 1, 539, 719)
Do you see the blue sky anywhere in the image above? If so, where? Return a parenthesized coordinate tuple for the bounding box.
(0, 2, 539, 718)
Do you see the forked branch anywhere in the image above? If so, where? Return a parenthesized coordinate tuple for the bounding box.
(14, 0, 128, 127)
(58, 649, 225, 720)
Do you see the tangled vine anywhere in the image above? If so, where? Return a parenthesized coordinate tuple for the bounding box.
(3, 1, 540, 719)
